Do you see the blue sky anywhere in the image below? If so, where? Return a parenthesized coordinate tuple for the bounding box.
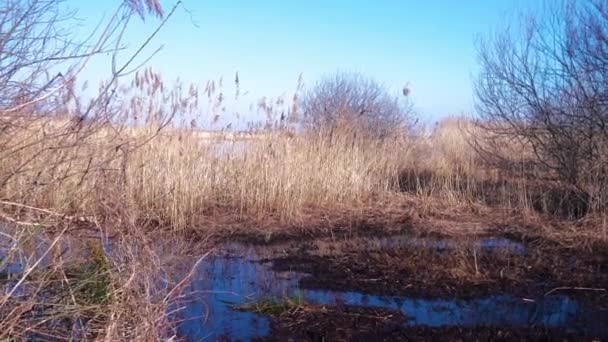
(74, 0, 537, 124)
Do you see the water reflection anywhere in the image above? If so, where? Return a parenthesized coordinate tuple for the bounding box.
(176, 242, 606, 341)
(176, 250, 299, 341)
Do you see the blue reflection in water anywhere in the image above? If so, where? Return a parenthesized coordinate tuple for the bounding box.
(0, 262, 22, 279)
(176, 253, 300, 341)
(175, 243, 606, 341)
(395, 237, 527, 255)
(300, 291, 587, 328)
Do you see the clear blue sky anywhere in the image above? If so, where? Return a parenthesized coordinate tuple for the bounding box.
(74, 0, 537, 124)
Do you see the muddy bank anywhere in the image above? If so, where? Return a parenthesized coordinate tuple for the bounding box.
(258, 304, 603, 341)
(174, 236, 608, 341)
(214, 213, 414, 245)
(271, 238, 608, 300)
(383, 326, 602, 342)
(253, 304, 407, 342)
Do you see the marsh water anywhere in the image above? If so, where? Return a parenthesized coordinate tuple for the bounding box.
(174, 238, 607, 341)
(1, 225, 605, 341)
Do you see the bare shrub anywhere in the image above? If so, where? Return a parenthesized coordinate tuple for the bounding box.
(475, 0, 608, 211)
(301, 72, 413, 138)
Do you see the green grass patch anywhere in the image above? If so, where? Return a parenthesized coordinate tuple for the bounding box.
(63, 241, 113, 306)
(235, 295, 306, 316)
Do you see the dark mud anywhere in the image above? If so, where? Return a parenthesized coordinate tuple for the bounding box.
(271, 242, 608, 299)
(260, 305, 602, 341)
(383, 326, 599, 342)
(212, 211, 415, 245)
(175, 236, 608, 341)
(220, 221, 412, 246)
(254, 304, 408, 342)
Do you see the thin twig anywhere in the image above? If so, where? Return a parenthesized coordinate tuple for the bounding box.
(544, 286, 607, 296)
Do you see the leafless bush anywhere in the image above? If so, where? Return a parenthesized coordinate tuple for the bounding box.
(301, 72, 413, 138)
(475, 0, 608, 210)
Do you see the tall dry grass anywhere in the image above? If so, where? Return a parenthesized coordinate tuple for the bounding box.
(1, 71, 607, 339)
(0, 122, 411, 230)
(0, 106, 599, 232)
(1, 69, 417, 232)
(0, 70, 199, 340)
(128, 127, 410, 229)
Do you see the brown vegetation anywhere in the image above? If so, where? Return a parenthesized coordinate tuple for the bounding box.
(1, 0, 608, 340)
(271, 237, 608, 299)
(475, 0, 608, 211)
(256, 304, 408, 342)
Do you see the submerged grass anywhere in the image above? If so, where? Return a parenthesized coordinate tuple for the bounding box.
(236, 295, 306, 316)
(63, 241, 113, 306)
(0, 221, 202, 340)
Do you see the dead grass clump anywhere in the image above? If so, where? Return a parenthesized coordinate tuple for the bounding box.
(0, 220, 202, 340)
